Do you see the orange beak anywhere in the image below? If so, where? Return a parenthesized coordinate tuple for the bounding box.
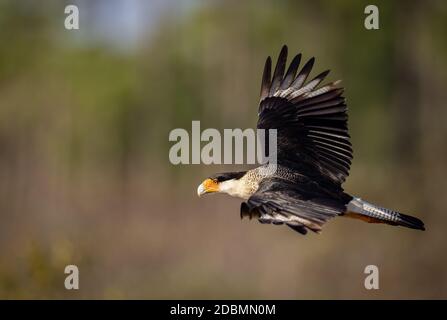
(197, 178, 219, 197)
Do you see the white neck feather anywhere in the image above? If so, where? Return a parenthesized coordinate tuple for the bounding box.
(218, 179, 250, 199)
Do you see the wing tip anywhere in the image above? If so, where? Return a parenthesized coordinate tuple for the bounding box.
(260, 56, 272, 99)
(280, 44, 288, 55)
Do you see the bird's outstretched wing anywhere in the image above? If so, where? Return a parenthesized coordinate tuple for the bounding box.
(258, 45, 352, 185)
(241, 177, 348, 233)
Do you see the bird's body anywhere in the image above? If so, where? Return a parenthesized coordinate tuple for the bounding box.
(197, 45, 425, 235)
(218, 164, 301, 200)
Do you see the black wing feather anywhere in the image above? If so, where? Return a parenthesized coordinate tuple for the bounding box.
(257, 45, 352, 185)
(269, 45, 288, 96)
(290, 57, 314, 89)
(281, 53, 301, 89)
(260, 56, 272, 101)
(242, 177, 349, 233)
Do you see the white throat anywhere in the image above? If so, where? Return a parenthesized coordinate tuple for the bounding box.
(218, 179, 250, 199)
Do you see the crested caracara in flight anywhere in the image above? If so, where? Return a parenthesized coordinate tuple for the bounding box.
(197, 45, 425, 235)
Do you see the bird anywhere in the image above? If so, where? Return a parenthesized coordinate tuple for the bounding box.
(197, 45, 425, 235)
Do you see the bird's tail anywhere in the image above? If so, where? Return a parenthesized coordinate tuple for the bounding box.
(344, 197, 425, 231)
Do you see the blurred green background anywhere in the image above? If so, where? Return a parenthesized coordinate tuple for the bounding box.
(1, 0, 447, 299)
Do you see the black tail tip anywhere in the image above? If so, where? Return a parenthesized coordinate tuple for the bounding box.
(398, 213, 425, 231)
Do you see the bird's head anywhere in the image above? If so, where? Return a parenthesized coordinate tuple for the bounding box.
(197, 171, 247, 197)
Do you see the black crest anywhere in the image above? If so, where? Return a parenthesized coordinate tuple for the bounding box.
(210, 171, 246, 182)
